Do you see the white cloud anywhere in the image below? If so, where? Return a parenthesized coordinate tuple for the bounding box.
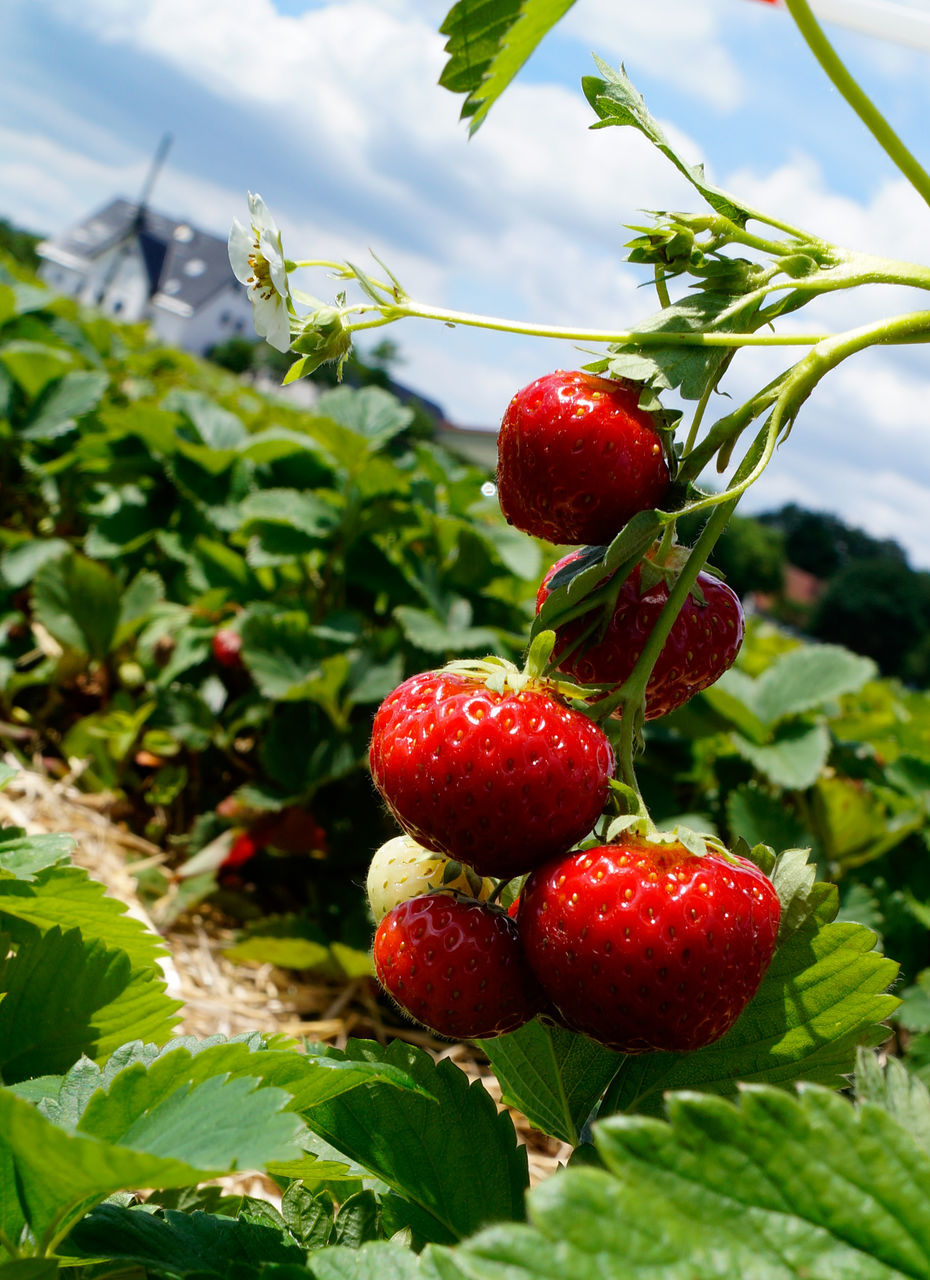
(7, 0, 930, 566)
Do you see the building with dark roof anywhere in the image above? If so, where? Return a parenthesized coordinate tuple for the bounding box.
(36, 197, 254, 355)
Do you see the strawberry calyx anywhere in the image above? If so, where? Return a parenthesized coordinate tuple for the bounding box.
(601, 810, 746, 866)
(440, 630, 601, 710)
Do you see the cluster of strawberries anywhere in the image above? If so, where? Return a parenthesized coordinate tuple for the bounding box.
(366, 371, 780, 1054)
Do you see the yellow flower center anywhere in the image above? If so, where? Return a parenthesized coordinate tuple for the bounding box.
(247, 251, 276, 301)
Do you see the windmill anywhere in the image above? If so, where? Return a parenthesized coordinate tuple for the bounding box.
(95, 132, 174, 305)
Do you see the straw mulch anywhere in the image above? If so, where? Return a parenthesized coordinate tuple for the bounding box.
(0, 758, 572, 1193)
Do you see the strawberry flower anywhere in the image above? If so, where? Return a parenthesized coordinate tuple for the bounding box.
(228, 192, 292, 352)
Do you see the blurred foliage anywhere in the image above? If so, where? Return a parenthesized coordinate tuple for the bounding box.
(0, 217, 41, 272)
(0, 251, 542, 957)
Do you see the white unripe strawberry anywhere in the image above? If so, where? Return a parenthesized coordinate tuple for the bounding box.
(366, 834, 495, 922)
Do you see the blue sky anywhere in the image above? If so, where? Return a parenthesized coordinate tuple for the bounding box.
(2, 0, 930, 566)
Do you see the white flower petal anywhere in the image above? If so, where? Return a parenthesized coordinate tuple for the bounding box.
(253, 296, 291, 353)
(247, 191, 277, 238)
(259, 229, 289, 299)
(227, 219, 253, 284)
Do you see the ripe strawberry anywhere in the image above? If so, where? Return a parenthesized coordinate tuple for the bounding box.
(518, 838, 780, 1053)
(374, 892, 545, 1039)
(496, 370, 670, 546)
(254, 806, 328, 856)
(212, 627, 243, 670)
(366, 834, 495, 923)
(369, 669, 614, 878)
(219, 830, 261, 873)
(537, 553, 744, 719)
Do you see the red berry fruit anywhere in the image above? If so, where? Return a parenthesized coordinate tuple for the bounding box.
(537, 554, 744, 719)
(518, 839, 781, 1054)
(212, 628, 243, 670)
(496, 371, 670, 546)
(369, 669, 614, 878)
(221, 830, 261, 871)
(374, 892, 546, 1039)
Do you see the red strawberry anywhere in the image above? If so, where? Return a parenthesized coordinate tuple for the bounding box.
(518, 838, 780, 1053)
(537, 553, 744, 719)
(220, 830, 261, 872)
(373, 892, 545, 1039)
(369, 669, 614, 878)
(496, 371, 670, 546)
(212, 627, 244, 670)
(253, 806, 328, 856)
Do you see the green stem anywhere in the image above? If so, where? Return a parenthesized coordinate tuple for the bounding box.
(680, 306, 930, 494)
(785, 0, 930, 209)
(683, 376, 717, 457)
(720, 252, 930, 329)
(598, 499, 740, 793)
(344, 301, 830, 348)
(654, 267, 672, 309)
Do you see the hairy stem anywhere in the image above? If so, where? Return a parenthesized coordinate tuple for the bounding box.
(343, 300, 830, 347)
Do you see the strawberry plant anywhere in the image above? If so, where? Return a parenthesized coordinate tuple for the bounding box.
(219, 0, 930, 1269)
(4, 0, 930, 1273)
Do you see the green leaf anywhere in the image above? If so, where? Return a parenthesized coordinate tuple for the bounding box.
(590, 1085, 930, 1277)
(165, 389, 249, 451)
(0, 1261, 60, 1280)
(603, 292, 756, 402)
(239, 489, 338, 539)
(20, 369, 110, 441)
(726, 784, 812, 853)
(188, 537, 256, 596)
(282, 1183, 336, 1248)
(731, 720, 831, 790)
(31, 552, 122, 661)
(76, 1064, 305, 1169)
(0, 538, 71, 590)
(393, 600, 501, 656)
(240, 611, 352, 707)
(0, 341, 74, 398)
(0, 1073, 301, 1253)
(315, 386, 413, 447)
(753, 645, 877, 724)
(0, 826, 74, 879)
(813, 774, 917, 871)
(894, 970, 930, 1035)
(44, 1034, 431, 1134)
(66, 1202, 305, 1276)
(0, 925, 180, 1082)
(435, 1080, 930, 1278)
(855, 1048, 930, 1156)
(699, 668, 769, 742)
(602, 846, 898, 1117)
(482, 1020, 623, 1145)
(583, 59, 751, 225)
(300, 1040, 528, 1245)
(308, 1243, 427, 1279)
(0, 863, 171, 974)
(439, 0, 578, 135)
(114, 570, 165, 647)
